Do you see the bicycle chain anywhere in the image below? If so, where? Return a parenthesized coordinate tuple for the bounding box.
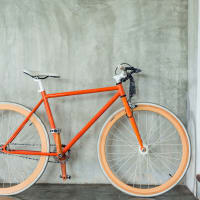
(0, 143, 62, 163)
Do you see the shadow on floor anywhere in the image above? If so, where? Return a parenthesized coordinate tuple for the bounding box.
(0, 184, 197, 200)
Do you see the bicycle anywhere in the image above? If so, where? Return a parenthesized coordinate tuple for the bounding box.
(0, 63, 190, 197)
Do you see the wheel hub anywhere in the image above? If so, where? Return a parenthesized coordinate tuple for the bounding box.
(139, 144, 148, 155)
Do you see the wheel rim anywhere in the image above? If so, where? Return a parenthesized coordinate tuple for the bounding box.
(0, 103, 49, 195)
(98, 104, 190, 197)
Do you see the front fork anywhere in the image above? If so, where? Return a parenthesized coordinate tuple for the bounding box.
(117, 84, 145, 151)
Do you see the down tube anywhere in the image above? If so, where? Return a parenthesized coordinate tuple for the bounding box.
(63, 92, 120, 153)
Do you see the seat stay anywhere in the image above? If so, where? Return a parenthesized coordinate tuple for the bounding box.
(3, 98, 44, 149)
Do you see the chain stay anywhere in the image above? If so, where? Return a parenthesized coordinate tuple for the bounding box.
(0, 143, 68, 163)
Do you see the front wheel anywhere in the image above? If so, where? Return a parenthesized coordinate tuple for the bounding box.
(98, 103, 190, 197)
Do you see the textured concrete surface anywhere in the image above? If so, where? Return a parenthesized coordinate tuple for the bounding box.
(186, 0, 200, 194)
(0, 0, 188, 184)
(8, 184, 197, 200)
(186, 0, 200, 197)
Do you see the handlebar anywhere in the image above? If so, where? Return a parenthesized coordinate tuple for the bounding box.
(113, 63, 142, 103)
(113, 63, 142, 104)
(115, 63, 142, 75)
(113, 63, 142, 84)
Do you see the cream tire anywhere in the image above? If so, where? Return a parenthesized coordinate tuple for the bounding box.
(98, 103, 190, 197)
(0, 102, 49, 195)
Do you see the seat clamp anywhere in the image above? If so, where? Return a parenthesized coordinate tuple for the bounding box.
(50, 129, 61, 134)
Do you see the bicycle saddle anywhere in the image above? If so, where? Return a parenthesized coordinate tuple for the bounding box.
(23, 69, 60, 79)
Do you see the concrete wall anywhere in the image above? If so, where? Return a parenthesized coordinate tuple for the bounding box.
(0, 0, 188, 183)
(186, 0, 199, 197)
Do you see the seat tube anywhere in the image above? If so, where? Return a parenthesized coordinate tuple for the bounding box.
(41, 90, 63, 157)
(117, 83, 144, 150)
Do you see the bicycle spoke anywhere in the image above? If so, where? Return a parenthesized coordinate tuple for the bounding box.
(132, 153, 140, 186)
(109, 152, 137, 171)
(150, 143, 182, 146)
(152, 129, 176, 146)
(109, 131, 137, 150)
(117, 119, 135, 139)
(113, 123, 136, 142)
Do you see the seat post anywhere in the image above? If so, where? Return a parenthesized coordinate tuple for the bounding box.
(34, 79, 45, 92)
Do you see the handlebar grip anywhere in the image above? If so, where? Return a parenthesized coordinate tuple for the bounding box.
(124, 66, 142, 73)
(125, 67, 135, 70)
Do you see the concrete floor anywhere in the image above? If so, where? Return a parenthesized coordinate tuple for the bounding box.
(1, 184, 196, 200)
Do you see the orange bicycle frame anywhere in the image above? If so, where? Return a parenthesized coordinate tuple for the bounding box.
(2, 83, 144, 156)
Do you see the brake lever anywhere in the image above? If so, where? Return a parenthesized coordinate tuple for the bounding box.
(135, 68, 142, 73)
(130, 68, 142, 74)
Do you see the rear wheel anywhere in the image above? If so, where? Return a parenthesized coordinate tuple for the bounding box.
(98, 103, 190, 197)
(0, 102, 49, 195)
